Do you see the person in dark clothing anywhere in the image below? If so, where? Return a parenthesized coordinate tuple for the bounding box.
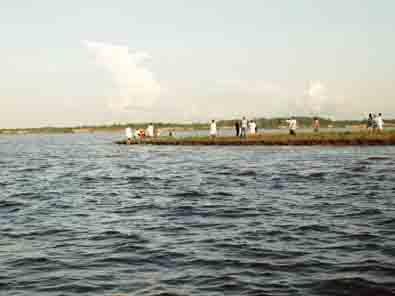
(367, 113, 373, 133)
(235, 121, 240, 137)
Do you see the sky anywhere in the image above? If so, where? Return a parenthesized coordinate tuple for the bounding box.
(1, 0, 395, 128)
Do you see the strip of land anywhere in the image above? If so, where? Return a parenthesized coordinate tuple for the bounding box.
(116, 131, 395, 146)
(2, 117, 395, 135)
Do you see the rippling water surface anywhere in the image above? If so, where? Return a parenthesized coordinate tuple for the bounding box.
(1, 133, 395, 296)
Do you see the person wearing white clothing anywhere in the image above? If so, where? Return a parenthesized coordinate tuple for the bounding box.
(125, 127, 133, 143)
(249, 121, 256, 134)
(376, 113, 384, 132)
(286, 117, 297, 135)
(210, 120, 217, 138)
(146, 123, 154, 137)
(240, 116, 248, 138)
(372, 114, 378, 132)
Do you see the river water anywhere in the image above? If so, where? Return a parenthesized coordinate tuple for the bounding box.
(1, 133, 395, 296)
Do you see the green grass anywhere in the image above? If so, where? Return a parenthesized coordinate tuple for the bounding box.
(116, 130, 395, 146)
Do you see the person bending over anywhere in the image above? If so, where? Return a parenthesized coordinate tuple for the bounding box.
(287, 117, 297, 136)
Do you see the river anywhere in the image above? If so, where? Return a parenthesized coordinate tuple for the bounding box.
(1, 133, 394, 295)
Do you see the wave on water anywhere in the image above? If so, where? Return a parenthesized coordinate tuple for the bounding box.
(1, 135, 395, 296)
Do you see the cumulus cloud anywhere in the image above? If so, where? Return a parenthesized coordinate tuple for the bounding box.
(292, 81, 359, 119)
(83, 41, 161, 111)
(301, 80, 328, 115)
(81, 42, 362, 122)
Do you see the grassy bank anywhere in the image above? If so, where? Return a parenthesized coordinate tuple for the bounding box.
(115, 131, 395, 146)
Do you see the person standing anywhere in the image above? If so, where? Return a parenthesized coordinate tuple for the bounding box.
(287, 117, 297, 136)
(146, 123, 154, 137)
(154, 128, 160, 137)
(235, 121, 240, 137)
(210, 120, 217, 138)
(313, 117, 320, 132)
(139, 129, 145, 139)
(125, 127, 133, 144)
(367, 113, 373, 133)
(377, 113, 384, 133)
(133, 129, 139, 139)
(240, 116, 248, 138)
(249, 120, 256, 134)
(372, 114, 378, 133)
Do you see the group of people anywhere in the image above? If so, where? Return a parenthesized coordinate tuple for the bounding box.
(209, 117, 258, 138)
(125, 123, 157, 143)
(125, 124, 178, 142)
(235, 117, 258, 137)
(367, 113, 384, 133)
(211, 116, 298, 138)
(287, 117, 319, 135)
(286, 117, 323, 135)
(126, 114, 386, 142)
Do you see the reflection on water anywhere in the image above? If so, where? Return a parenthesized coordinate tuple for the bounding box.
(1, 133, 395, 296)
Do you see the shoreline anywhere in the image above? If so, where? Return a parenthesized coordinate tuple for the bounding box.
(3, 117, 394, 136)
(115, 131, 395, 146)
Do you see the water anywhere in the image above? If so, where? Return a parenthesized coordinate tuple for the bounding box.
(1, 133, 395, 296)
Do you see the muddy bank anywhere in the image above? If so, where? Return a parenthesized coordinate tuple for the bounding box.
(115, 132, 395, 146)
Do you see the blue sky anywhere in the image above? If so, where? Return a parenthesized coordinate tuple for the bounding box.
(1, 0, 394, 127)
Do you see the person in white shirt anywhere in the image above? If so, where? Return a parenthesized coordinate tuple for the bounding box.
(210, 120, 217, 138)
(376, 113, 384, 132)
(146, 123, 154, 137)
(125, 127, 133, 143)
(372, 114, 378, 132)
(249, 120, 256, 135)
(240, 116, 248, 138)
(286, 117, 297, 135)
(155, 129, 161, 137)
(134, 129, 140, 139)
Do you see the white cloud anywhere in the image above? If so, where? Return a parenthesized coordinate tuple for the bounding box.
(83, 41, 161, 112)
(301, 80, 328, 115)
(80, 42, 386, 123)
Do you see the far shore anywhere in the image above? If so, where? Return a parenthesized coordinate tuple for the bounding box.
(0, 126, 206, 135)
(116, 131, 395, 146)
(2, 116, 395, 136)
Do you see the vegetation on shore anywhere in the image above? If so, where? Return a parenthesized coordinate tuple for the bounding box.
(116, 130, 395, 146)
(2, 117, 395, 135)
